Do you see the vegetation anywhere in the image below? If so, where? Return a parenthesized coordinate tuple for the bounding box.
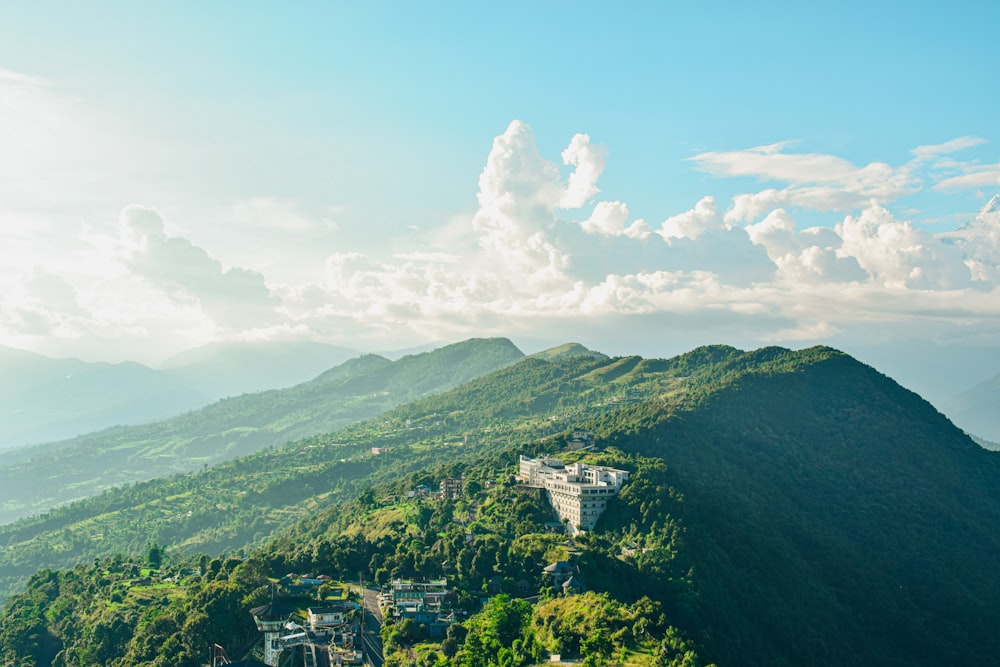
(2, 342, 999, 666)
(0, 337, 524, 524)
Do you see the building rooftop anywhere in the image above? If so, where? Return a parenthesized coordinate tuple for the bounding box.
(250, 601, 294, 620)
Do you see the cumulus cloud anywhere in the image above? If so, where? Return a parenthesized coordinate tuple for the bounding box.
(116, 206, 281, 329)
(659, 196, 725, 240)
(560, 133, 607, 208)
(581, 201, 650, 238)
(0, 268, 86, 337)
(272, 122, 1000, 353)
(746, 209, 867, 284)
(836, 203, 973, 289)
(7, 119, 999, 362)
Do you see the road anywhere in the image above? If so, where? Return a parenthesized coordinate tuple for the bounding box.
(358, 586, 384, 667)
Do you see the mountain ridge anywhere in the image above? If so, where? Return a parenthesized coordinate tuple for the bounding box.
(0, 346, 208, 451)
(2, 342, 999, 666)
(0, 338, 524, 524)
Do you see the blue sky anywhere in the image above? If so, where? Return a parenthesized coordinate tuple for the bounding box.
(1, 1, 998, 398)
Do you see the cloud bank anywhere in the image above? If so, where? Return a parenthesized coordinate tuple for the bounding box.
(2, 120, 999, 361)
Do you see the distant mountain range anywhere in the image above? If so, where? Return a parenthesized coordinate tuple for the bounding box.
(0, 341, 359, 450)
(0, 346, 206, 451)
(0, 338, 523, 524)
(944, 370, 1000, 443)
(159, 340, 360, 401)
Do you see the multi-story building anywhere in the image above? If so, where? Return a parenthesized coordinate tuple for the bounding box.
(439, 476, 464, 500)
(518, 455, 629, 532)
(385, 578, 454, 636)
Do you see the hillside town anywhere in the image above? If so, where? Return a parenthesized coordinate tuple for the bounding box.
(233, 450, 629, 666)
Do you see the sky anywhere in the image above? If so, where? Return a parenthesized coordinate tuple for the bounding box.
(1, 1, 999, 399)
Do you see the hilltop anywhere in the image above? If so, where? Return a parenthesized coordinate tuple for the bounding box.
(1, 344, 999, 666)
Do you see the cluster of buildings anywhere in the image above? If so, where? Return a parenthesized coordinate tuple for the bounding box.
(405, 476, 464, 501)
(380, 577, 455, 637)
(250, 600, 362, 667)
(518, 455, 629, 532)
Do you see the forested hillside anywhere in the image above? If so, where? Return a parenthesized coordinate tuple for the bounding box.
(0, 338, 523, 524)
(0, 342, 683, 601)
(2, 344, 999, 666)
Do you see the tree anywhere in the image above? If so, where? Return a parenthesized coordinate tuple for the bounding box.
(146, 543, 163, 569)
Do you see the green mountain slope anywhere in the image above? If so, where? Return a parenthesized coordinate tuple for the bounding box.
(587, 346, 1000, 666)
(0, 344, 719, 601)
(0, 338, 523, 524)
(268, 345, 1000, 666)
(3, 344, 999, 666)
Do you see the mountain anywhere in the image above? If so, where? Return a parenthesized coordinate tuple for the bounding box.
(942, 370, 1000, 442)
(0, 346, 207, 451)
(527, 342, 609, 361)
(0, 337, 524, 524)
(160, 340, 360, 400)
(2, 344, 999, 666)
(588, 346, 1000, 666)
(0, 344, 703, 599)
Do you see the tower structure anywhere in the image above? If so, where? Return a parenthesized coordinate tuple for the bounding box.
(249, 601, 290, 667)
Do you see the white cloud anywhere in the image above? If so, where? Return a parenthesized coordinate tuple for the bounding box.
(911, 136, 986, 159)
(746, 209, 866, 284)
(580, 201, 650, 238)
(659, 196, 725, 240)
(560, 133, 607, 209)
(4, 119, 999, 363)
(837, 203, 973, 289)
(0, 267, 86, 337)
(269, 123, 1000, 354)
(692, 143, 918, 221)
(115, 205, 282, 329)
(933, 164, 1000, 191)
(692, 142, 863, 183)
(694, 136, 997, 222)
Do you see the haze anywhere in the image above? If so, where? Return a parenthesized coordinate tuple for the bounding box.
(1, 2, 998, 404)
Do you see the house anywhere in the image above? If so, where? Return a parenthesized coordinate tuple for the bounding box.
(251, 600, 361, 667)
(250, 601, 293, 667)
(542, 561, 576, 588)
(562, 575, 585, 595)
(308, 603, 353, 632)
(568, 429, 595, 450)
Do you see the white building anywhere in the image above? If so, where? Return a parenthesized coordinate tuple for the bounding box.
(518, 455, 629, 532)
(308, 604, 351, 633)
